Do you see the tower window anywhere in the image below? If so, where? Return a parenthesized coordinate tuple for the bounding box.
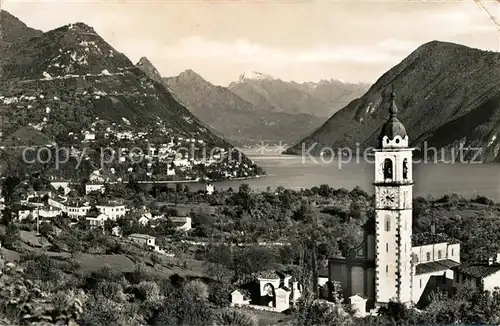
(420, 279, 422, 288)
(403, 159, 408, 180)
(438, 250, 442, 259)
(386, 243, 389, 252)
(386, 265, 388, 274)
(426, 252, 431, 261)
(383, 159, 393, 180)
(385, 216, 391, 231)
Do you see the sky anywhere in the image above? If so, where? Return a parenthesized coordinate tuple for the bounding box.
(2, 0, 500, 86)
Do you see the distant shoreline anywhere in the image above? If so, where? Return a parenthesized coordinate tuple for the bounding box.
(123, 174, 266, 184)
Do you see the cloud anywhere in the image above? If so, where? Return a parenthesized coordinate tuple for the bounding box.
(424, 3, 498, 33)
(159, 36, 413, 67)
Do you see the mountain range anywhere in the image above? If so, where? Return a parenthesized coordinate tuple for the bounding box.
(229, 71, 369, 118)
(162, 69, 334, 146)
(285, 41, 500, 163)
(134, 57, 367, 146)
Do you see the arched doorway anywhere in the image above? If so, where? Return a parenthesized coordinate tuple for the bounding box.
(263, 283, 276, 307)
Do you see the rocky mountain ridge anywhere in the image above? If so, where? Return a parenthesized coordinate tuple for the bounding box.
(0, 11, 262, 179)
(162, 69, 326, 146)
(285, 41, 500, 163)
(228, 71, 369, 118)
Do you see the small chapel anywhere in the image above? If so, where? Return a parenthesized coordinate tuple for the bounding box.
(328, 90, 461, 313)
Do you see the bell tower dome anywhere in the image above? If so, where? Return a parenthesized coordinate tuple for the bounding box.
(379, 90, 408, 149)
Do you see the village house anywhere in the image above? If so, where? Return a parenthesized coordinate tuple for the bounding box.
(206, 183, 215, 195)
(116, 131, 133, 140)
(88, 169, 115, 183)
(38, 206, 62, 218)
(50, 180, 71, 195)
(138, 209, 162, 226)
(453, 253, 500, 292)
(96, 201, 127, 220)
(66, 202, 91, 218)
(17, 210, 33, 221)
(85, 182, 105, 195)
(169, 216, 192, 231)
(83, 132, 96, 142)
(128, 233, 156, 248)
(166, 163, 176, 176)
(48, 197, 91, 218)
(86, 213, 108, 229)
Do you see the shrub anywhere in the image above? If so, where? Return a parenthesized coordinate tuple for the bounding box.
(184, 280, 209, 300)
(213, 308, 258, 326)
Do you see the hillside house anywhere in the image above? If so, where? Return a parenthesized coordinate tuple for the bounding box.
(206, 183, 215, 195)
(86, 213, 108, 228)
(89, 170, 115, 183)
(116, 131, 133, 140)
(85, 182, 105, 194)
(17, 210, 32, 221)
(128, 233, 156, 248)
(453, 253, 500, 292)
(66, 203, 91, 218)
(84, 132, 96, 142)
(38, 206, 61, 218)
(169, 216, 192, 231)
(96, 202, 126, 220)
(167, 163, 176, 176)
(50, 181, 71, 195)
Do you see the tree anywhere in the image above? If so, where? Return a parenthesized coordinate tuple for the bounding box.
(232, 246, 277, 281)
(184, 280, 209, 300)
(0, 223, 20, 250)
(150, 286, 213, 326)
(213, 309, 257, 326)
(238, 183, 251, 195)
(39, 221, 53, 237)
(135, 281, 160, 302)
(295, 299, 354, 326)
(65, 233, 83, 259)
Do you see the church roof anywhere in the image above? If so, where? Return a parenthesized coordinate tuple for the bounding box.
(379, 89, 407, 146)
(454, 263, 500, 278)
(412, 232, 460, 246)
(415, 259, 460, 275)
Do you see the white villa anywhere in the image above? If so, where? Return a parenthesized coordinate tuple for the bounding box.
(96, 202, 127, 220)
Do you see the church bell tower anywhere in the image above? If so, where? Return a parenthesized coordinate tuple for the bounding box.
(373, 89, 414, 306)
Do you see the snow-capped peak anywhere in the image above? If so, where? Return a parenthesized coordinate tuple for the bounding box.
(238, 70, 275, 82)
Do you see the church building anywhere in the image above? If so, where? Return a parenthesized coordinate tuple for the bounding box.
(328, 90, 461, 313)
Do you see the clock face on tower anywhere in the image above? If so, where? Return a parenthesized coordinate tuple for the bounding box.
(379, 188, 398, 207)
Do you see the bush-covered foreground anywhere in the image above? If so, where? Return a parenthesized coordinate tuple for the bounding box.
(0, 253, 276, 325)
(3, 179, 500, 324)
(1, 252, 500, 326)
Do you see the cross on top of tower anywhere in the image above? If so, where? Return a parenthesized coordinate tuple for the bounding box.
(378, 86, 407, 148)
(389, 89, 398, 117)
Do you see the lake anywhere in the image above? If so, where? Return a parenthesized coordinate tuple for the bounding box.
(182, 149, 500, 201)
